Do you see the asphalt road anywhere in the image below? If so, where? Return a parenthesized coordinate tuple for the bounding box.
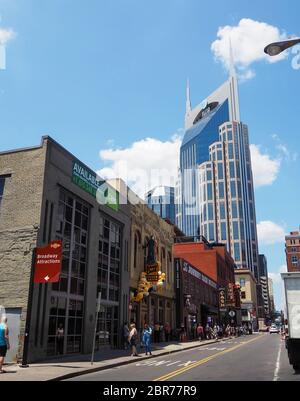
(66, 334, 300, 381)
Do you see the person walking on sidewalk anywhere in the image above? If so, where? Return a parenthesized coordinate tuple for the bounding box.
(0, 317, 10, 374)
(129, 323, 139, 357)
(164, 322, 171, 342)
(56, 324, 64, 355)
(142, 324, 153, 356)
(197, 323, 204, 341)
(154, 323, 160, 343)
(123, 322, 130, 350)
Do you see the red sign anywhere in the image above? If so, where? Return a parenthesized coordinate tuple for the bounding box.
(34, 241, 63, 283)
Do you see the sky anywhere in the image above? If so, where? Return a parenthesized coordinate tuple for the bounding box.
(0, 0, 300, 310)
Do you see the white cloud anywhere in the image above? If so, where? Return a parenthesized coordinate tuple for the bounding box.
(98, 135, 182, 198)
(99, 137, 282, 198)
(211, 18, 289, 81)
(0, 28, 15, 45)
(250, 144, 281, 188)
(269, 265, 287, 284)
(257, 221, 286, 246)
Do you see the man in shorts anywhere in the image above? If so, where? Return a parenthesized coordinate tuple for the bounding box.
(0, 316, 10, 374)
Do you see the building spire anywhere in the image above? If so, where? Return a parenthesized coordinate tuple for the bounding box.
(186, 78, 191, 115)
(228, 39, 241, 122)
(229, 38, 236, 78)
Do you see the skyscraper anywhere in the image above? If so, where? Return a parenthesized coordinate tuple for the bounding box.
(259, 254, 271, 317)
(145, 186, 176, 225)
(176, 51, 259, 278)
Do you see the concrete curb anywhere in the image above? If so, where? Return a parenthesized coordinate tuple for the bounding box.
(49, 337, 235, 382)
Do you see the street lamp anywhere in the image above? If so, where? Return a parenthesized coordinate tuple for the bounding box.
(264, 38, 300, 56)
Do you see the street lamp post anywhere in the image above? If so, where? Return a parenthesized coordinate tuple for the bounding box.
(264, 38, 300, 56)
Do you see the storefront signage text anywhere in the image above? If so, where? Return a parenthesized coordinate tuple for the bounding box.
(72, 161, 119, 211)
(182, 261, 217, 289)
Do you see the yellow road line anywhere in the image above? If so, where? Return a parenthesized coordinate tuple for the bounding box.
(153, 335, 264, 382)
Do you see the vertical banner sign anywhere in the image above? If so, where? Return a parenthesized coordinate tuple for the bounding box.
(227, 283, 235, 306)
(34, 240, 63, 283)
(219, 288, 226, 310)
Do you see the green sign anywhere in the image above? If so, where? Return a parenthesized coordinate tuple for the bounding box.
(72, 161, 119, 211)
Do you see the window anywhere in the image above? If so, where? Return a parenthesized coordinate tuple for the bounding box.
(49, 189, 90, 356)
(234, 243, 241, 261)
(227, 130, 233, 141)
(207, 183, 213, 201)
(217, 151, 223, 161)
(219, 202, 226, 220)
(230, 181, 236, 198)
(229, 162, 235, 178)
(240, 278, 246, 287)
(218, 163, 224, 179)
(221, 223, 227, 241)
(233, 222, 239, 240)
(228, 143, 234, 159)
(0, 177, 6, 209)
(209, 223, 215, 241)
(292, 256, 298, 266)
(219, 182, 225, 199)
(134, 231, 141, 269)
(241, 291, 246, 300)
(207, 170, 212, 181)
(208, 203, 214, 221)
(231, 201, 238, 219)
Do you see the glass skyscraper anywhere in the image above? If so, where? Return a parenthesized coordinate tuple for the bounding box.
(146, 186, 176, 225)
(176, 55, 259, 278)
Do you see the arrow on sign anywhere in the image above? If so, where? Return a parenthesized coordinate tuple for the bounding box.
(44, 276, 50, 282)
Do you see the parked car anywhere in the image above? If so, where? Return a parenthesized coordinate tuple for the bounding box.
(269, 324, 280, 334)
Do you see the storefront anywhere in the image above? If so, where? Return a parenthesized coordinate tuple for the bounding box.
(175, 258, 219, 340)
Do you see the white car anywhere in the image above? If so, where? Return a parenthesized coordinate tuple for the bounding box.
(269, 325, 280, 334)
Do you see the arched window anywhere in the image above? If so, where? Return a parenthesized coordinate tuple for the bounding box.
(134, 230, 141, 269)
(167, 252, 172, 284)
(161, 247, 166, 263)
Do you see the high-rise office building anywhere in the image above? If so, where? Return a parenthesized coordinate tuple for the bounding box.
(268, 277, 275, 314)
(258, 254, 270, 317)
(176, 51, 259, 278)
(146, 186, 176, 225)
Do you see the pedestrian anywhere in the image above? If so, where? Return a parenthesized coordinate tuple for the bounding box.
(164, 322, 171, 342)
(205, 324, 210, 340)
(196, 323, 204, 341)
(0, 316, 10, 374)
(142, 324, 153, 356)
(56, 323, 64, 355)
(129, 323, 139, 357)
(123, 322, 130, 350)
(180, 323, 186, 342)
(154, 323, 160, 343)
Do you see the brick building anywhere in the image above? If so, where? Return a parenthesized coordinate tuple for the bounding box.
(0, 136, 132, 362)
(173, 238, 239, 336)
(285, 230, 300, 272)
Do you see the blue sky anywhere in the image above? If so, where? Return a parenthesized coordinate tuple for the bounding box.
(0, 0, 300, 309)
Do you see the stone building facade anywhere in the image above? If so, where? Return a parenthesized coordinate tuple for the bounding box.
(129, 201, 176, 336)
(0, 143, 47, 362)
(0, 136, 132, 362)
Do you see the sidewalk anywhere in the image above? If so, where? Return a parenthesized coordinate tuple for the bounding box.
(0, 337, 234, 381)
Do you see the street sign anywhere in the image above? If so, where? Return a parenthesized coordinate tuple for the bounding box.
(34, 240, 63, 283)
